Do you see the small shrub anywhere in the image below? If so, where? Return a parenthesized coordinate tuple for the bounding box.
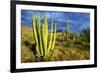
(21, 46, 35, 63)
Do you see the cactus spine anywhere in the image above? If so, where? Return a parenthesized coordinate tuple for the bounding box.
(32, 13, 56, 60)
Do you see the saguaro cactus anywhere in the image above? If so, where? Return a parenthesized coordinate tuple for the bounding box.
(62, 16, 68, 41)
(66, 16, 68, 34)
(62, 30, 65, 41)
(32, 12, 56, 61)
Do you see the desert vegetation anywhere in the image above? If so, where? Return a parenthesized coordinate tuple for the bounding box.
(21, 12, 90, 63)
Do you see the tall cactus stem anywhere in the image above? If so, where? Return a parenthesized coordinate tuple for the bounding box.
(47, 18, 53, 53)
(66, 16, 68, 34)
(51, 23, 56, 51)
(42, 13, 48, 56)
(32, 13, 41, 56)
(37, 12, 43, 56)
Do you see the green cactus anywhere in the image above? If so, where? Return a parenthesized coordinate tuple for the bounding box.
(37, 12, 44, 56)
(32, 13, 56, 61)
(51, 23, 56, 51)
(42, 13, 48, 56)
(62, 16, 68, 41)
(62, 30, 65, 41)
(32, 13, 41, 56)
(47, 18, 54, 53)
(66, 16, 68, 34)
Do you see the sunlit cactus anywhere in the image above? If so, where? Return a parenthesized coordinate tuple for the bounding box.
(32, 12, 56, 60)
(42, 13, 48, 56)
(47, 18, 54, 53)
(51, 23, 56, 51)
(37, 12, 43, 56)
(62, 16, 68, 41)
(32, 13, 41, 56)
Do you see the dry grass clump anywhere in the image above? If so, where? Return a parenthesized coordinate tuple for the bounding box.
(21, 45, 35, 63)
(49, 47, 90, 61)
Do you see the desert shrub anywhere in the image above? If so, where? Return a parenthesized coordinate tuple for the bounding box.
(21, 32, 34, 46)
(73, 40, 82, 45)
(56, 37, 63, 42)
(66, 48, 90, 60)
(21, 46, 35, 63)
(80, 27, 90, 42)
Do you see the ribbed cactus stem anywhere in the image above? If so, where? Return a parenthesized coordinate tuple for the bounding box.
(37, 12, 43, 56)
(42, 13, 48, 56)
(51, 23, 56, 51)
(66, 16, 68, 34)
(32, 13, 41, 56)
(47, 18, 53, 53)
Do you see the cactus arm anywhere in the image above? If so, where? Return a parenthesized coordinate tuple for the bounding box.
(66, 16, 68, 34)
(42, 13, 48, 56)
(51, 23, 56, 51)
(37, 12, 43, 56)
(32, 13, 41, 56)
(47, 18, 53, 53)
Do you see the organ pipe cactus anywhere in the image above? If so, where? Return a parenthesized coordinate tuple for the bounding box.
(32, 13, 41, 56)
(32, 12, 56, 60)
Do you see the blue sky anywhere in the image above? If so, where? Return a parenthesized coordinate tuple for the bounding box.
(21, 10, 90, 32)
